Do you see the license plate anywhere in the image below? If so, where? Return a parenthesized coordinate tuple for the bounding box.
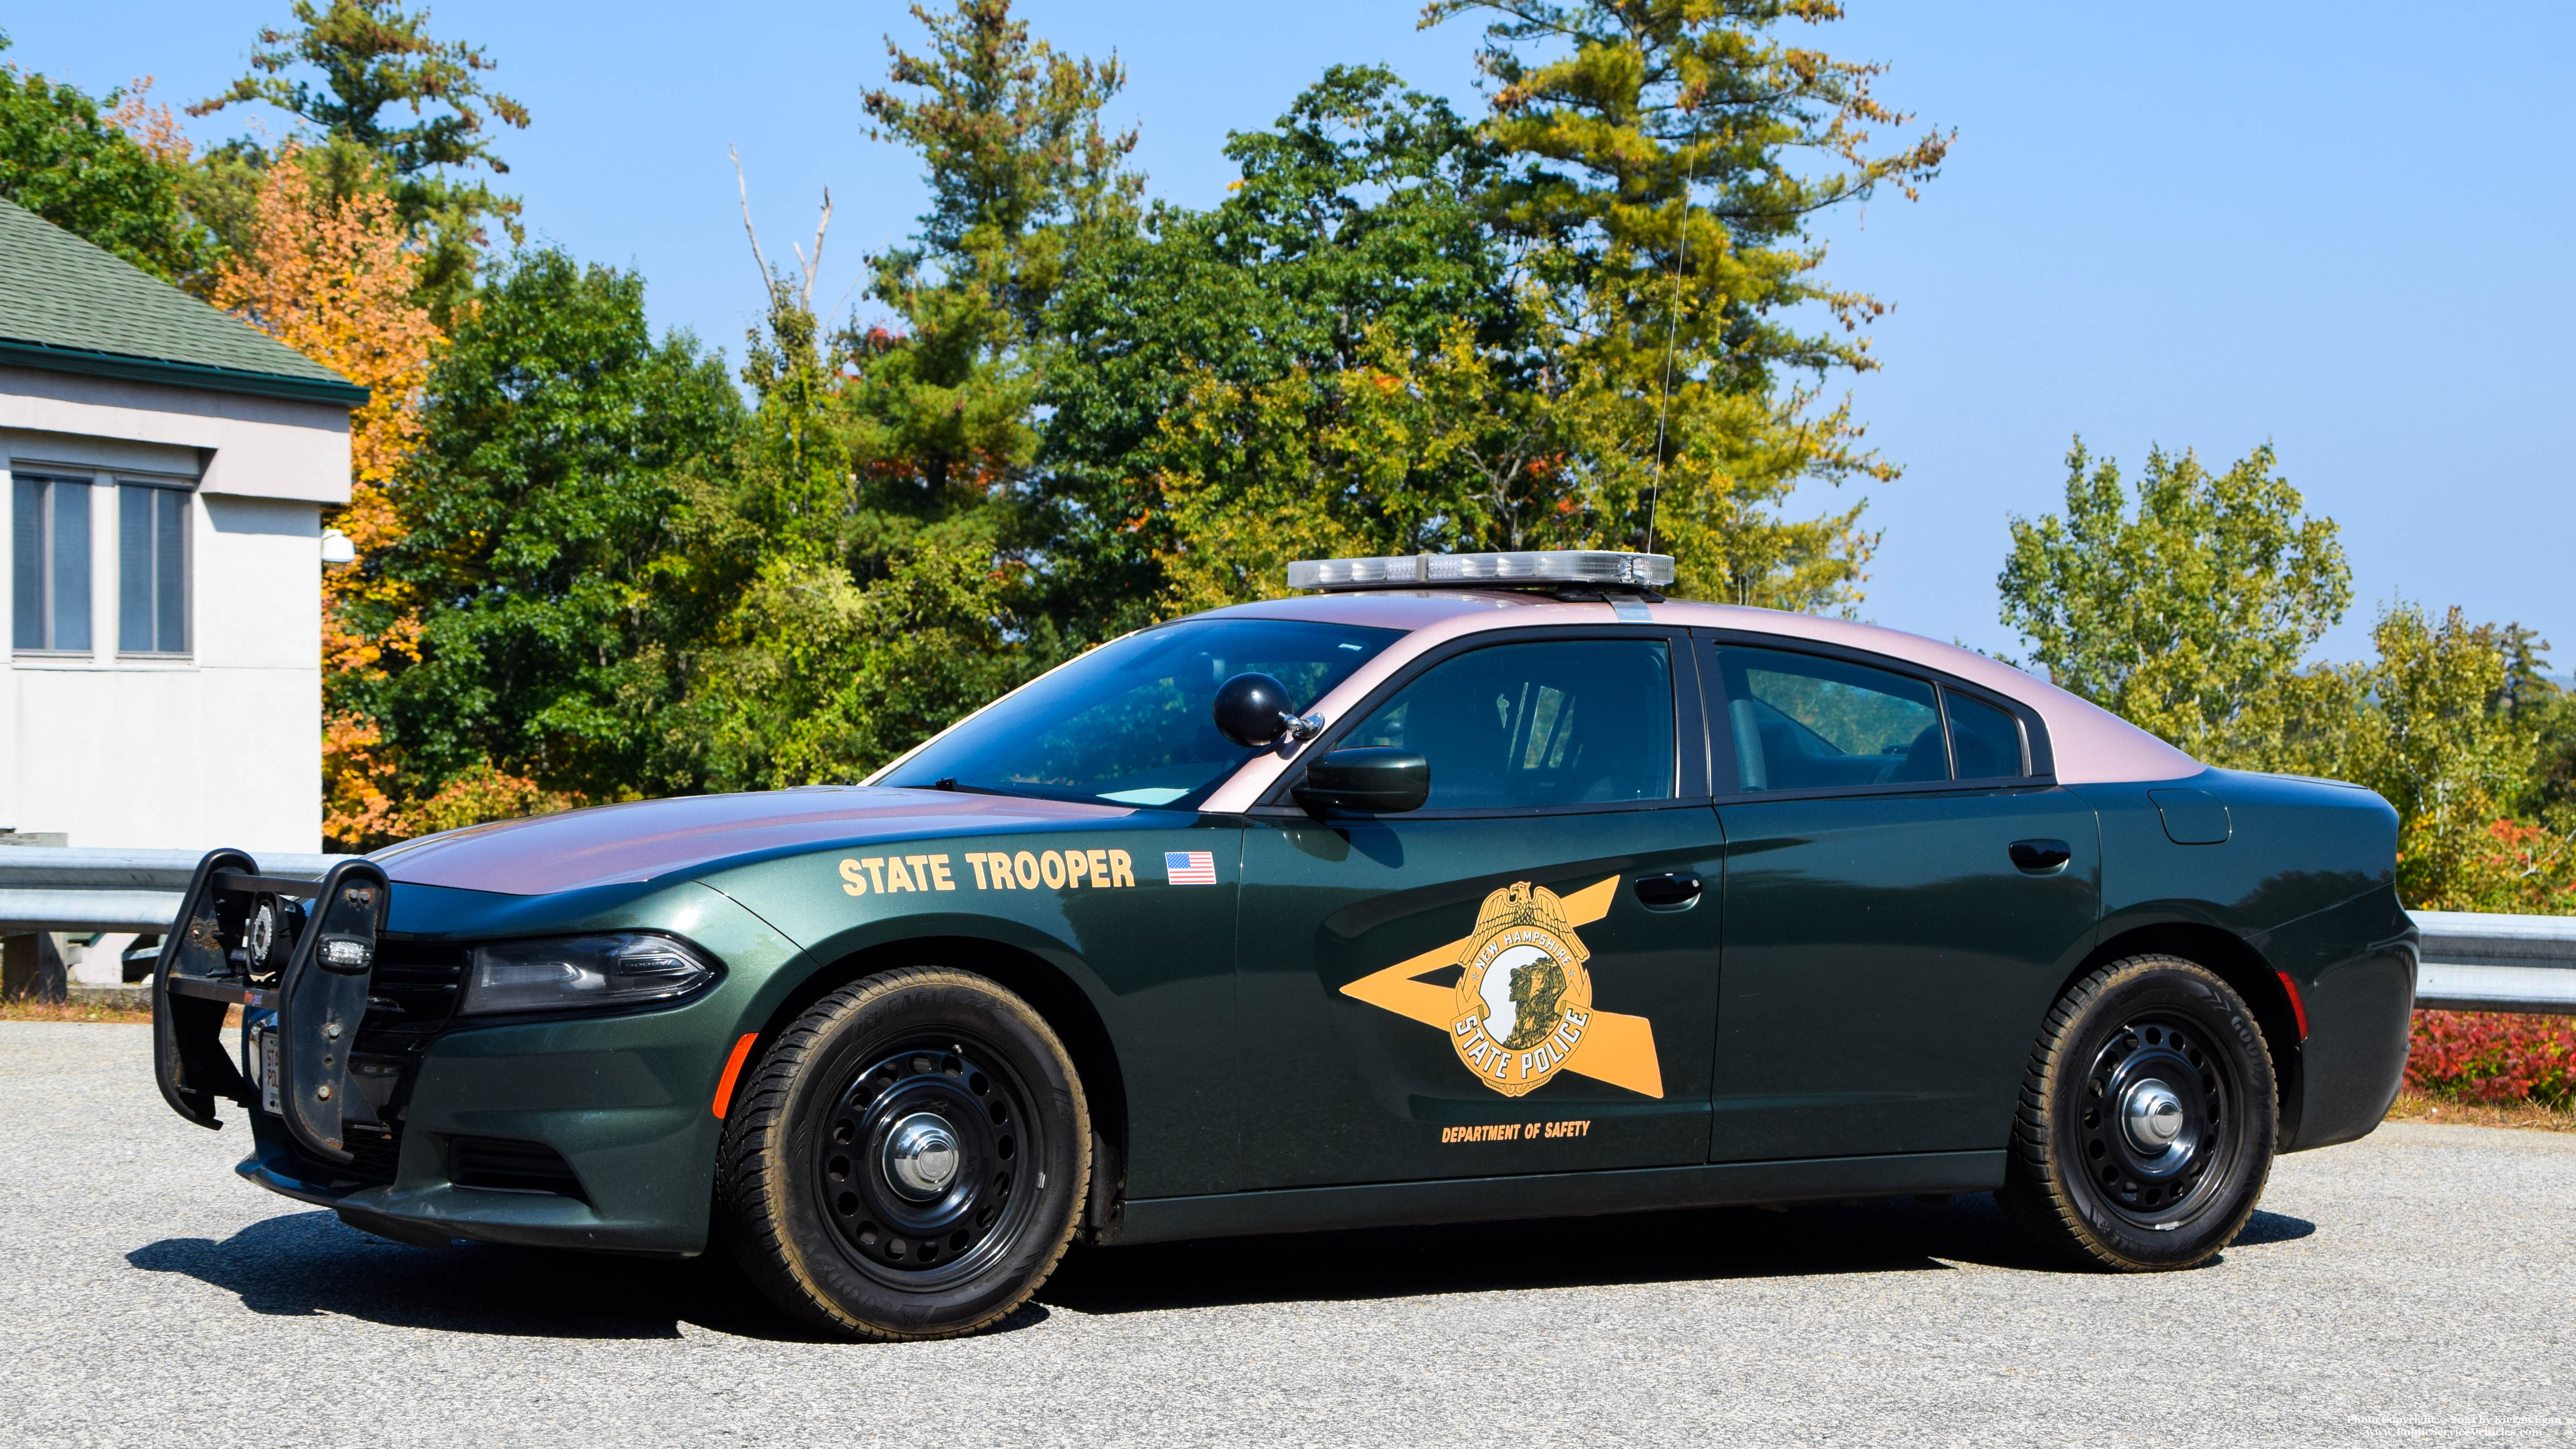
(259, 1027, 281, 1115)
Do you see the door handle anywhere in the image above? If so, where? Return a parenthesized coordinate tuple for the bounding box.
(1632, 871, 1704, 908)
(2009, 839, 2072, 873)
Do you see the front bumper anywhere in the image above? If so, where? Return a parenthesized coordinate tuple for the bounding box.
(236, 989, 746, 1254)
(218, 878, 804, 1255)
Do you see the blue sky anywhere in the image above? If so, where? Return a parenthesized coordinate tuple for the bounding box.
(13, 2, 2571, 665)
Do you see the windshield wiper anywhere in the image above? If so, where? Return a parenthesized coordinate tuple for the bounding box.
(900, 778, 1076, 803)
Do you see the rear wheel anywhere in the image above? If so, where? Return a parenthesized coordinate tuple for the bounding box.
(2000, 954, 2276, 1270)
(719, 968, 1089, 1339)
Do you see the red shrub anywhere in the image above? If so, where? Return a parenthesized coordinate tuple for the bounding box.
(2407, 1010, 2576, 1106)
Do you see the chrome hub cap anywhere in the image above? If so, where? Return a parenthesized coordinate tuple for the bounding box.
(885, 1112, 961, 1198)
(2123, 1080, 2186, 1151)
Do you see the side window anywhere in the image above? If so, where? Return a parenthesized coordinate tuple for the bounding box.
(1346, 639, 1675, 809)
(12, 473, 92, 652)
(1945, 690, 2028, 780)
(1716, 646, 1947, 791)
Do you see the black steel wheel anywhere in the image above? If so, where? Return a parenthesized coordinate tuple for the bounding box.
(719, 968, 1088, 1339)
(816, 1038, 1038, 1286)
(2000, 954, 2276, 1270)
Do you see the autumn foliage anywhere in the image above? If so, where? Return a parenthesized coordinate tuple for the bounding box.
(214, 144, 442, 845)
(2408, 1010, 2576, 1108)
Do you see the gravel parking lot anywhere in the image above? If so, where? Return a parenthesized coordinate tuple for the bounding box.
(3, 1021, 2570, 1448)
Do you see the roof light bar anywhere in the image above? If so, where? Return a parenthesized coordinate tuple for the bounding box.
(1286, 550, 1675, 592)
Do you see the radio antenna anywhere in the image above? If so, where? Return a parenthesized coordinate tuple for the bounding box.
(1644, 122, 1700, 561)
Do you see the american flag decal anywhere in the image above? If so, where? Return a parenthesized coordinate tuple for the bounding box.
(1164, 851, 1218, 885)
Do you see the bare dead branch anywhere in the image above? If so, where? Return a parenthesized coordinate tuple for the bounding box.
(791, 187, 834, 311)
(728, 144, 774, 295)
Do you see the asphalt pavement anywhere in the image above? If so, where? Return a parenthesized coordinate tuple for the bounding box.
(3, 1021, 2571, 1447)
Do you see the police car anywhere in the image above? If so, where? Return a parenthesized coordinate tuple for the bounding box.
(153, 549, 2416, 1339)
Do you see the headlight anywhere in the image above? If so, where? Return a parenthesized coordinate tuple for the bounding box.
(458, 934, 719, 1016)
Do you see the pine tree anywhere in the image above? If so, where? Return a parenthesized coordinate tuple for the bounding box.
(190, 0, 530, 320)
(1425, 0, 1949, 607)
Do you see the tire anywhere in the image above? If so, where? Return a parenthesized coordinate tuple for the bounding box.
(1999, 954, 2277, 1271)
(718, 968, 1089, 1339)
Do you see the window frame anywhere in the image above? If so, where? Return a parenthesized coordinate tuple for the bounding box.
(1696, 628, 2056, 805)
(1255, 625, 1710, 819)
(12, 471, 95, 656)
(115, 478, 191, 658)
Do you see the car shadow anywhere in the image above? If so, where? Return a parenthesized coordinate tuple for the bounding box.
(1044, 1197, 2327, 1315)
(127, 1199, 2322, 1338)
(1048, 1194, 2021, 1315)
(2232, 1209, 2317, 1247)
(122, 1209, 964, 1342)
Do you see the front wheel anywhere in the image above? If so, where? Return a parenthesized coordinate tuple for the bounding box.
(718, 968, 1089, 1339)
(2000, 954, 2277, 1270)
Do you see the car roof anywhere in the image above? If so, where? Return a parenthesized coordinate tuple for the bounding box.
(1194, 590, 2202, 791)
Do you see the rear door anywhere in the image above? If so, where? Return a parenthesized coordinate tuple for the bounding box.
(1702, 636, 2100, 1162)
(1232, 628, 1728, 1188)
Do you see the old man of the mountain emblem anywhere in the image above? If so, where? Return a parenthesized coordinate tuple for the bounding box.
(1451, 882, 1595, 1097)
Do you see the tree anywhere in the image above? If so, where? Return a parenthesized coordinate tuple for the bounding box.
(1423, 0, 1950, 607)
(861, 0, 1140, 332)
(850, 0, 1139, 539)
(211, 143, 443, 845)
(1998, 439, 2352, 762)
(2349, 601, 2545, 902)
(0, 36, 214, 284)
(190, 0, 531, 318)
(1043, 67, 1528, 621)
(2331, 607, 2574, 913)
(335, 248, 741, 837)
(660, 0, 1127, 791)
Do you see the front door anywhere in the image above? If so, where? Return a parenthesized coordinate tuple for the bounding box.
(1702, 638, 2101, 1162)
(1233, 631, 1727, 1189)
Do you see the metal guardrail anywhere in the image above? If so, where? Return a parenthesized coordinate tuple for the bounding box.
(0, 848, 340, 934)
(0, 848, 2571, 1012)
(2413, 909, 2576, 1015)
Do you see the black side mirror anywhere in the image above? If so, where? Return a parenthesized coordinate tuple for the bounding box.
(1213, 672, 1298, 748)
(1292, 748, 1430, 814)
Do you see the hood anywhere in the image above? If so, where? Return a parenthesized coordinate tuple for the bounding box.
(371, 786, 1134, 896)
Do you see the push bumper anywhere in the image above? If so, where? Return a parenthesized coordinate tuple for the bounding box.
(161, 867, 806, 1256)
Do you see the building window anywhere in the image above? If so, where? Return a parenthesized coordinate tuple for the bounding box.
(12, 474, 92, 652)
(118, 483, 187, 654)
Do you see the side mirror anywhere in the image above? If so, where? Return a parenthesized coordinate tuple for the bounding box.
(1214, 672, 1302, 749)
(1292, 748, 1430, 814)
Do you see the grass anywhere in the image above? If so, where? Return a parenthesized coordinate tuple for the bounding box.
(2382, 1088, 2576, 1134)
(0, 996, 156, 1024)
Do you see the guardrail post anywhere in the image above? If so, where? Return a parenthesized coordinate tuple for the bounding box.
(1, 932, 67, 1002)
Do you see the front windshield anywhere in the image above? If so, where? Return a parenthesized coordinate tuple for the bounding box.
(881, 618, 1400, 809)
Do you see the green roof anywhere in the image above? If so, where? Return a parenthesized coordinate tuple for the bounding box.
(0, 198, 368, 407)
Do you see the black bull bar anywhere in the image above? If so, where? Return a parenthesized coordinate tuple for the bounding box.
(151, 850, 391, 1166)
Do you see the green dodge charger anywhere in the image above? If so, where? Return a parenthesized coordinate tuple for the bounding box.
(153, 549, 2417, 1339)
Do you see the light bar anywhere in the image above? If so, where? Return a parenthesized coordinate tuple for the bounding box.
(1286, 550, 1675, 592)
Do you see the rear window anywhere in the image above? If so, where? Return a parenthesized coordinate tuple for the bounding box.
(1718, 647, 1948, 791)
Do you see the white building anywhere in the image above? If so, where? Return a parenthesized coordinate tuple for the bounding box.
(0, 198, 360, 857)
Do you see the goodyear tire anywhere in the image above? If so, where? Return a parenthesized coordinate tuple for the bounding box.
(718, 968, 1089, 1339)
(1999, 954, 2276, 1271)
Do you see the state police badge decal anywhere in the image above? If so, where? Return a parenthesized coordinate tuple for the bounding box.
(1449, 882, 1593, 1097)
(1339, 875, 1665, 1099)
